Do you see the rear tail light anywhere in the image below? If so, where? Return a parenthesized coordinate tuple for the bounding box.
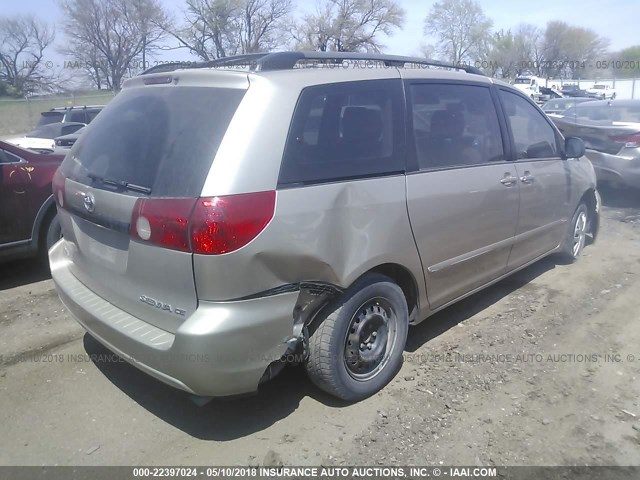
(130, 198, 196, 252)
(52, 168, 66, 207)
(130, 191, 275, 255)
(610, 133, 640, 148)
(190, 191, 276, 254)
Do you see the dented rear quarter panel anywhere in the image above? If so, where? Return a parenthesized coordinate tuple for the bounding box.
(193, 177, 426, 312)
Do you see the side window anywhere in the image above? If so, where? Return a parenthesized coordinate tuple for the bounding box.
(86, 110, 100, 123)
(279, 79, 404, 186)
(68, 111, 87, 123)
(500, 90, 559, 159)
(410, 83, 504, 170)
(0, 150, 24, 164)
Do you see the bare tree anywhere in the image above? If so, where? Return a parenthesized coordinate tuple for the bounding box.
(424, 0, 492, 65)
(0, 15, 55, 96)
(292, 0, 404, 52)
(60, 0, 169, 91)
(513, 24, 544, 76)
(614, 45, 640, 79)
(166, 0, 241, 60)
(482, 24, 544, 78)
(164, 0, 291, 61)
(241, 0, 292, 53)
(482, 30, 514, 77)
(542, 21, 609, 79)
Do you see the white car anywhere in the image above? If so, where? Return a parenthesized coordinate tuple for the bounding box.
(5, 122, 85, 153)
(513, 76, 545, 100)
(4, 136, 55, 152)
(586, 84, 616, 100)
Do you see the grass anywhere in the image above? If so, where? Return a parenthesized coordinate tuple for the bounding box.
(0, 91, 115, 138)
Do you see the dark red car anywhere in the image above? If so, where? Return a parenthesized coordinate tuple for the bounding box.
(0, 140, 65, 262)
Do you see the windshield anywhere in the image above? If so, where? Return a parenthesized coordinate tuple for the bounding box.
(60, 86, 245, 197)
(591, 85, 605, 89)
(514, 78, 531, 84)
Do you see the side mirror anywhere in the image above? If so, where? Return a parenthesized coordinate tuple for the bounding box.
(564, 137, 585, 159)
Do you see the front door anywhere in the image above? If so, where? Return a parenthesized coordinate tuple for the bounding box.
(497, 89, 570, 269)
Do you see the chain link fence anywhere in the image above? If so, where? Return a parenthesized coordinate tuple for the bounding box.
(0, 91, 116, 138)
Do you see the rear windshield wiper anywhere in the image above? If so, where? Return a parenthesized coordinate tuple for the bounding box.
(88, 173, 151, 195)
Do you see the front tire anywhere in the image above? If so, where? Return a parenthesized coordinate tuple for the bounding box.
(305, 273, 409, 401)
(559, 203, 589, 262)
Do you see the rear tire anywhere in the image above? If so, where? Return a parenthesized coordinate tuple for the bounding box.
(305, 273, 409, 402)
(39, 214, 62, 264)
(558, 203, 589, 263)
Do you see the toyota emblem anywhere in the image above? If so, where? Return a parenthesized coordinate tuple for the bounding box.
(83, 192, 96, 213)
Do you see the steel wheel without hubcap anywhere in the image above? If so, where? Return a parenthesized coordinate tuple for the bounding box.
(344, 298, 397, 381)
(305, 273, 408, 401)
(572, 211, 588, 258)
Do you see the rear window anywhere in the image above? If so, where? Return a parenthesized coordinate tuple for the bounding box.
(61, 86, 245, 197)
(37, 111, 64, 127)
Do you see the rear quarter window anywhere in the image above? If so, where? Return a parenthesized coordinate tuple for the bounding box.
(278, 79, 405, 187)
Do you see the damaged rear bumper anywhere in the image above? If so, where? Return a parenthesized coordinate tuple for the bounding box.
(50, 240, 298, 397)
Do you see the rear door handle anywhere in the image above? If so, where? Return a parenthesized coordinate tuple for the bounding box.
(520, 171, 534, 184)
(500, 174, 518, 186)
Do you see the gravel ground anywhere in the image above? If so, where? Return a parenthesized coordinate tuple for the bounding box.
(0, 186, 639, 467)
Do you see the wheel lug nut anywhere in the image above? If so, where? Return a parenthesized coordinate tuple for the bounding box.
(360, 343, 365, 349)
(372, 332, 377, 337)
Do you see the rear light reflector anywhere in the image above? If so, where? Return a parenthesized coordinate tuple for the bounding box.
(52, 168, 66, 207)
(129, 191, 275, 255)
(130, 198, 197, 252)
(610, 133, 640, 148)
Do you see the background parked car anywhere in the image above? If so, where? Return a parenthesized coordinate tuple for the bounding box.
(561, 84, 590, 97)
(550, 99, 640, 189)
(36, 105, 104, 127)
(537, 86, 564, 104)
(586, 84, 616, 100)
(0, 140, 65, 262)
(542, 97, 595, 115)
(5, 122, 86, 152)
(54, 126, 85, 152)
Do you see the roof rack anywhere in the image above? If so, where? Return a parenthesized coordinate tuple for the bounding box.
(258, 52, 484, 75)
(49, 105, 105, 111)
(141, 51, 484, 76)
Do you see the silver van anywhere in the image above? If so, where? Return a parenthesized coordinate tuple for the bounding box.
(50, 52, 600, 401)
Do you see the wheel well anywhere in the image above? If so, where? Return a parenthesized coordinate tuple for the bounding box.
(368, 263, 419, 316)
(579, 188, 599, 242)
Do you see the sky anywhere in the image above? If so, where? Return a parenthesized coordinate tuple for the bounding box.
(4, 0, 639, 63)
